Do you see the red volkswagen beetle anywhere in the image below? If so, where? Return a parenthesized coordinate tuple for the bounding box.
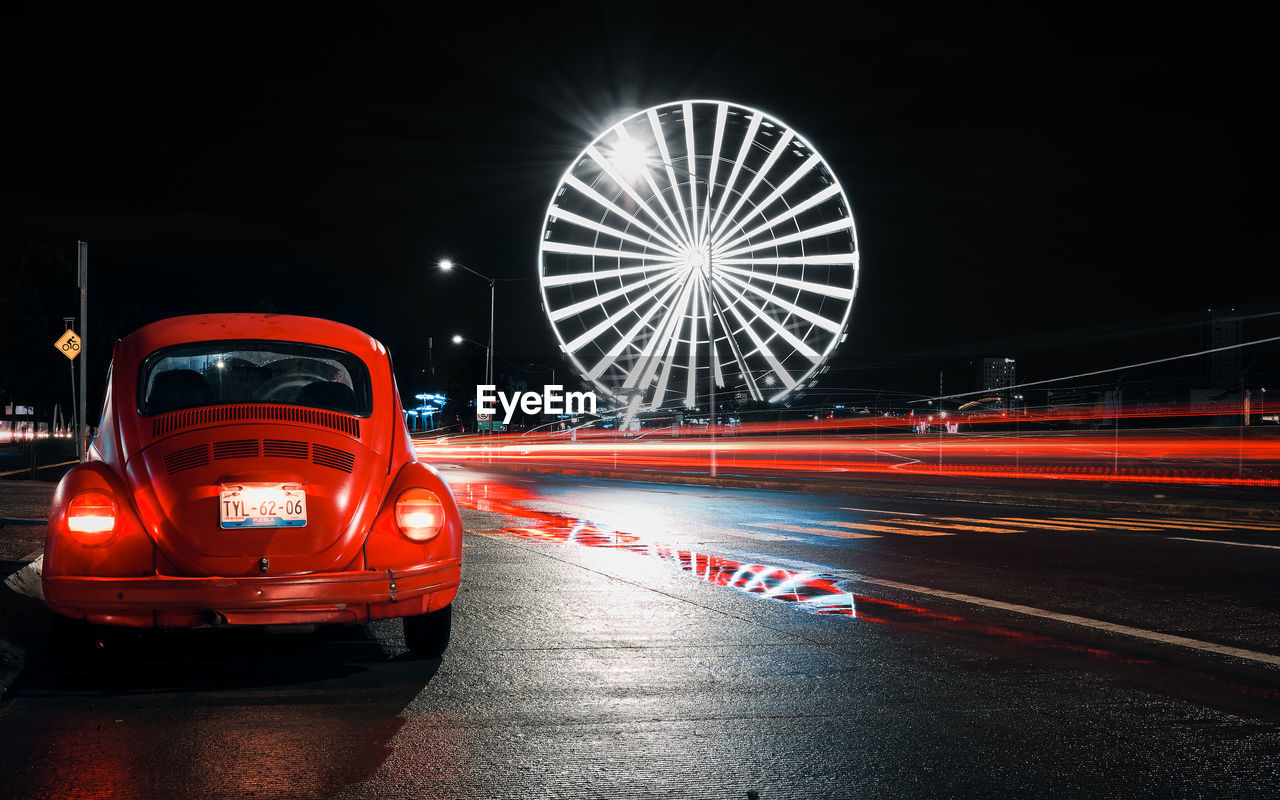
(42, 314, 461, 657)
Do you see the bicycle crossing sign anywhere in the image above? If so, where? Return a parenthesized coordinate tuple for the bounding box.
(54, 329, 81, 360)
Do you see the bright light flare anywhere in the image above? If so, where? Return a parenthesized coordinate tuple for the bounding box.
(604, 134, 653, 182)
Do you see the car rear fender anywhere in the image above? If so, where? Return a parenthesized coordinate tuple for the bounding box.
(44, 461, 155, 580)
(364, 461, 462, 572)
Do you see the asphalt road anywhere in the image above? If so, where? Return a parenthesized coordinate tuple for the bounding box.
(0, 470, 1278, 798)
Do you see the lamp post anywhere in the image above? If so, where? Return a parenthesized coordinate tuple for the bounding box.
(439, 260, 495, 390)
(452, 335, 490, 436)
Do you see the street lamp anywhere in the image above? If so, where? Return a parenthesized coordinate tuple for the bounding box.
(453, 334, 491, 435)
(438, 259, 495, 390)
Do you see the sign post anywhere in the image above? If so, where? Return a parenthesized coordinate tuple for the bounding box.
(77, 241, 88, 461)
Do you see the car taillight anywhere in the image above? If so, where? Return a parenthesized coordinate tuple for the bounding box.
(395, 488, 445, 542)
(66, 489, 117, 541)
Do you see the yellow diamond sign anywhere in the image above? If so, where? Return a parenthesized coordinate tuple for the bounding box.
(54, 329, 81, 360)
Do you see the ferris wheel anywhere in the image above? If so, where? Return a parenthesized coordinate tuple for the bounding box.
(539, 100, 859, 417)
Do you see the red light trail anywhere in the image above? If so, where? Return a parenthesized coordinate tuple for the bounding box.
(419, 425, 1280, 487)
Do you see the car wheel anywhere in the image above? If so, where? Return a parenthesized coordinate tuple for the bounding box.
(402, 604, 452, 658)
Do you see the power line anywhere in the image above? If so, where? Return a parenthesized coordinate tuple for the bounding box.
(911, 335, 1280, 404)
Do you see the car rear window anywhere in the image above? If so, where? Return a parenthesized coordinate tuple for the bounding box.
(139, 340, 373, 417)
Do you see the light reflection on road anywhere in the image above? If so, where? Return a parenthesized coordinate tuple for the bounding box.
(450, 477, 1168, 667)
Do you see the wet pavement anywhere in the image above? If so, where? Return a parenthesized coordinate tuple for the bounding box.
(0, 470, 1278, 797)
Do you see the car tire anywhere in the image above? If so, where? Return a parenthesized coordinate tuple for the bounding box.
(402, 604, 452, 658)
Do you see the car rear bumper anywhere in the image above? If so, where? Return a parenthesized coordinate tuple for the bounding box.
(44, 559, 460, 627)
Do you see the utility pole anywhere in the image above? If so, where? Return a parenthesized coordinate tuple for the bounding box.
(938, 370, 943, 469)
(63, 317, 76, 441)
(77, 241, 88, 461)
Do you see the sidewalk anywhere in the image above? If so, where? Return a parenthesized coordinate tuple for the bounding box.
(0, 481, 54, 697)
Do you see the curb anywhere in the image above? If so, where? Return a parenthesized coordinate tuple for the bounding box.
(0, 556, 53, 699)
(464, 462, 1280, 521)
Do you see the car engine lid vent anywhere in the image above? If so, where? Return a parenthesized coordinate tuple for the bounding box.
(152, 405, 360, 439)
(164, 443, 209, 474)
(311, 443, 355, 473)
(263, 439, 309, 459)
(212, 439, 261, 460)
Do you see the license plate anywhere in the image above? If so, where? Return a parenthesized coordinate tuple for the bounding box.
(219, 483, 307, 529)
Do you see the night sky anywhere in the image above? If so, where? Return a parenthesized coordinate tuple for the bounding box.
(2, 2, 1272, 411)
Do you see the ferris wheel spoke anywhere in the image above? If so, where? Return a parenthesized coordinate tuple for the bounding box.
(637, 166, 694, 250)
(625, 273, 698, 392)
(564, 174, 685, 254)
(565, 270, 686, 355)
(706, 282, 763, 400)
(540, 240, 682, 265)
(711, 277, 822, 361)
(648, 309, 688, 410)
(587, 144, 688, 247)
(716, 183, 843, 254)
(548, 205, 683, 259)
(684, 285, 702, 407)
(549, 267, 685, 323)
(645, 109, 696, 245)
(698, 102, 728, 245)
(542, 261, 682, 289)
(714, 270, 845, 335)
(682, 102, 700, 243)
(585, 275, 689, 380)
(717, 253, 859, 268)
(715, 217, 857, 261)
(714, 263, 856, 302)
(708, 128, 796, 245)
(704, 112, 762, 240)
(710, 281, 797, 390)
(704, 280, 725, 388)
(711, 153, 821, 250)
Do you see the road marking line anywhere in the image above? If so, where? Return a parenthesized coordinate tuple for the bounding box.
(839, 506, 927, 517)
(744, 523, 879, 539)
(935, 517, 1032, 531)
(819, 521, 953, 536)
(1050, 516, 1222, 532)
(1044, 518, 1153, 530)
(1169, 537, 1280, 551)
(883, 519, 1026, 534)
(729, 529, 807, 542)
(1111, 516, 1280, 532)
(0, 459, 80, 478)
(852, 576, 1280, 667)
(991, 517, 1090, 531)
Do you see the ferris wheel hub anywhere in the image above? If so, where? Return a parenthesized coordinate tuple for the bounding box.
(683, 248, 710, 276)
